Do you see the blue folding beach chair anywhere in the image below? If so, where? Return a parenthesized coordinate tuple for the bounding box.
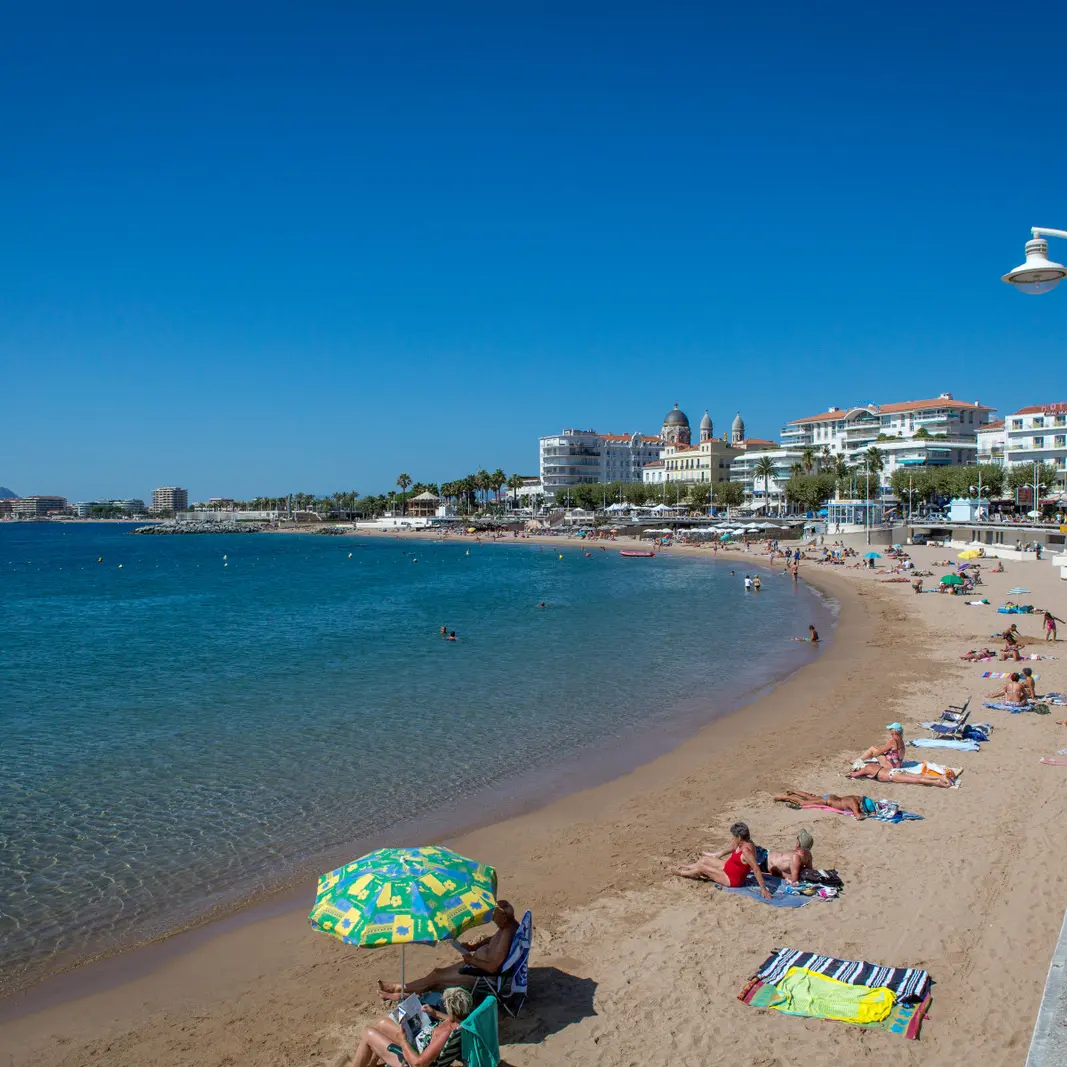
(472, 910, 532, 1018)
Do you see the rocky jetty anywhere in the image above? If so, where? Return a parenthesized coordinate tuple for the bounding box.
(132, 520, 264, 535)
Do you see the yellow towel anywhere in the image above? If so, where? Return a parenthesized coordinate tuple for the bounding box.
(776, 967, 895, 1024)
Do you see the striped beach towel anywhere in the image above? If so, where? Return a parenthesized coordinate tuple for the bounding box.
(982, 671, 1038, 679)
(756, 948, 931, 1002)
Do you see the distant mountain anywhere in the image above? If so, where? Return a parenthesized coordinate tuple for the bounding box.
(0, 487, 16, 499)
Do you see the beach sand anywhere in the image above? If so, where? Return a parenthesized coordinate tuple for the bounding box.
(2, 540, 1066, 1066)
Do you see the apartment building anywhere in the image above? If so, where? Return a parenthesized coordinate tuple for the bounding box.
(152, 486, 189, 512)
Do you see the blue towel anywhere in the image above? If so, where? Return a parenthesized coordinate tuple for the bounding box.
(984, 701, 1031, 712)
(909, 738, 981, 752)
(720, 876, 813, 908)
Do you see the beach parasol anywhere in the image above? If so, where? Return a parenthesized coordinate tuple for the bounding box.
(958, 549, 982, 560)
(940, 574, 964, 586)
(309, 846, 497, 994)
(864, 551, 882, 559)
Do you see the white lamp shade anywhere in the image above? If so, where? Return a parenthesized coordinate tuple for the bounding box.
(1002, 238, 1067, 294)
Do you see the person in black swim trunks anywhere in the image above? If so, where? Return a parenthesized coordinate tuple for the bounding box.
(377, 901, 519, 1001)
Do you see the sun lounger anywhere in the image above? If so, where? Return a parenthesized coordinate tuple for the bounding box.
(471, 910, 531, 1018)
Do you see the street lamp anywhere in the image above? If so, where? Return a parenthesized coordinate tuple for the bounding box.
(1002, 230, 1067, 294)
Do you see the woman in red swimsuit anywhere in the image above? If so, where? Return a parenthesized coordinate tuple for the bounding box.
(673, 822, 772, 900)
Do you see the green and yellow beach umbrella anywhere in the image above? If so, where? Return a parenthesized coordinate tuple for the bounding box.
(309, 846, 497, 991)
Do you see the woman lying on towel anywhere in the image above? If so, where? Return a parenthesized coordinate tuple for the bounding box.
(673, 821, 773, 899)
(775, 790, 873, 819)
(848, 763, 956, 788)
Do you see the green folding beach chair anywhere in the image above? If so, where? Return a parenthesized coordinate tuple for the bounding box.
(459, 995, 500, 1067)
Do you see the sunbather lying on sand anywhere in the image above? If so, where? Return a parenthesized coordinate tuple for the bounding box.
(961, 648, 997, 661)
(775, 790, 871, 819)
(376, 901, 518, 1002)
(673, 821, 772, 899)
(848, 764, 955, 787)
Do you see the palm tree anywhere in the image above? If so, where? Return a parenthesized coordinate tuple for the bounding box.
(490, 468, 507, 506)
(820, 445, 833, 470)
(801, 446, 818, 474)
(790, 462, 804, 477)
(475, 469, 490, 511)
(753, 455, 776, 500)
(864, 446, 884, 473)
(832, 454, 850, 479)
(506, 473, 525, 510)
(396, 473, 412, 515)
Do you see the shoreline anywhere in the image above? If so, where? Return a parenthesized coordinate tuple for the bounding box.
(5, 545, 1067, 1066)
(0, 540, 832, 1013)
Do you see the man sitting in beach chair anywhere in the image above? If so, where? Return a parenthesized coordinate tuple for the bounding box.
(376, 902, 519, 1003)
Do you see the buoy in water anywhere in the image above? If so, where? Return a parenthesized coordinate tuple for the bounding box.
(97, 557, 103, 563)
(558, 554, 563, 560)
(117, 564, 123, 569)
(348, 552, 353, 558)
(223, 554, 228, 561)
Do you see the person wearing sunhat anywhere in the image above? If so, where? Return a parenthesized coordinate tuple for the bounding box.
(763, 829, 814, 885)
(859, 722, 905, 770)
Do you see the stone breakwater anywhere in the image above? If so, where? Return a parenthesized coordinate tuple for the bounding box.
(132, 521, 264, 535)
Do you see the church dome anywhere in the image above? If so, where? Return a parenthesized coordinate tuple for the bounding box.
(663, 403, 689, 427)
(699, 410, 713, 431)
(731, 411, 745, 432)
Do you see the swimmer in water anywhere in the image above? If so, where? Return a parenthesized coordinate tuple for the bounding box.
(753, 576, 761, 591)
(793, 625, 819, 643)
(537, 601, 546, 608)
(446, 631, 458, 641)
(440, 626, 448, 637)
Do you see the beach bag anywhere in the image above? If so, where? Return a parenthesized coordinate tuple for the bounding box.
(799, 868, 844, 888)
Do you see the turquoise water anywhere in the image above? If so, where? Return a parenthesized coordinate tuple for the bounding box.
(0, 523, 830, 990)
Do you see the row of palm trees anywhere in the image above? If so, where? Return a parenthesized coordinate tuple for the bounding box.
(752, 445, 885, 490)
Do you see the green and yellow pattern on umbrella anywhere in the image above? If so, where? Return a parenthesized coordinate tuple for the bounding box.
(309, 846, 497, 946)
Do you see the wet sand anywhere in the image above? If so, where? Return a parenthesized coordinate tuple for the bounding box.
(3, 542, 1066, 1066)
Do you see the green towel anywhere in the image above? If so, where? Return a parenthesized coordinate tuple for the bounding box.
(776, 967, 894, 1024)
(460, 997, 500, 1067)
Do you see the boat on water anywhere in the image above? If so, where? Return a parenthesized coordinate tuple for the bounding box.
(619, 550, 656, 557)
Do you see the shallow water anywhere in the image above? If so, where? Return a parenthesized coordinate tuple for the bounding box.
(0, 524, 829, 988)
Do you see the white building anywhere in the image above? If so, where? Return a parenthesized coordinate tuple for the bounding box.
(539, 429, 664, 498)
(1001, 404, 1067, 492)
(74, 498, 146, 517)
(779, 394, 995, 481)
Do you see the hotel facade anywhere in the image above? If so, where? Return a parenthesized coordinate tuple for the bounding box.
(732, 394, 997, 505)
(977, 403, 1067, 493)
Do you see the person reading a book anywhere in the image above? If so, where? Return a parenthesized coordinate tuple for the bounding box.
(377, 901, 518, 1001)
(351, 986, 472, 1067)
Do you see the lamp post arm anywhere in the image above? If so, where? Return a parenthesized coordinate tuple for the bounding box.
(1031, 227, 1067, 242)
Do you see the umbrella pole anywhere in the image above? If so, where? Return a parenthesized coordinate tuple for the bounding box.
(401, 944, 406, 997)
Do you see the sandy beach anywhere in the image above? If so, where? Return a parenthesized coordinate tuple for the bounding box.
(3, 536, 1066, 1067)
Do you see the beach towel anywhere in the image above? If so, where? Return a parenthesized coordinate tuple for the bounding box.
(460, 996, 500, 1067)
(755, 948, 932, 1001)
(908, 738, 981, 752)
(1039, 758, 1067, 766)
(738, 976, 929, 1039)
(772, 967, 895, 1023)
(718, 875, 813, 908)
(984, 700, 1031, 712)
(799, 802, 923, 823)
(900, 759, 962, 780)
(982, 671, 1038, 680)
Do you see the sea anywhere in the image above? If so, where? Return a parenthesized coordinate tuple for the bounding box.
(0, 522, 833, 992)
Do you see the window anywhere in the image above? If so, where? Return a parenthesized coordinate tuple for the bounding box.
(1056, 436, 1067, 448)
(1033, 417, 1045, 428)
(1034, 437, 1045, 449)
(1012, 419, 1023, 430)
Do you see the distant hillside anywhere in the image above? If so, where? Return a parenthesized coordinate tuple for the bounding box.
(0, 487, 16, 499)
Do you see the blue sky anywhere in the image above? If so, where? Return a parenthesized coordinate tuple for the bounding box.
(3, 3, 1066, 501)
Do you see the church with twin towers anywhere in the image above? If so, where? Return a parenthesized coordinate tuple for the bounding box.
(644, 404, 750, 486)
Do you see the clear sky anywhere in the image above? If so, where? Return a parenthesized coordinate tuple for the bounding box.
(4, 3, 1066, 502)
